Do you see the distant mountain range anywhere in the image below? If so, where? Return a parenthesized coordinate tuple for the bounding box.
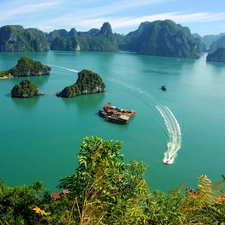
(0, 20, 225, 59)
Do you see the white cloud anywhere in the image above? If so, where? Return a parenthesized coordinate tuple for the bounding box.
(0, 0, 60, 20)
(0, 0, 225, 35)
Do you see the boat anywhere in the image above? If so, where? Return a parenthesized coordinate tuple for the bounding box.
(107, 114, 130, 124)
(102, 103, 136, 118)
(98, 109, 108, 117)
(116, 108, 136, 117)
(103, 103, 119, 115)
(161, 85, 166, 91)
(164, 159, 173, 164)
(98, 103, 135, 124)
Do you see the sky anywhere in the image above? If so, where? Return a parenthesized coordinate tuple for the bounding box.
(0, 0, 225, 36)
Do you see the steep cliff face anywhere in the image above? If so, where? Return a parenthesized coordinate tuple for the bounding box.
(202, 33, 225, 49)
(56, 69, 106, 98)
(50, 36, 79, 51)
(98, 22, 116, 42)
(50, 22, 118, 52)
(206, 47, 225, 62)
(0, 25, 49, 52)
(117, 20, 201, 58)
(47, 29, 69, 43)
(208, 35, 225, 53)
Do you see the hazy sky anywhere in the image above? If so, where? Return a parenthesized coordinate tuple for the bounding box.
(0, 0, 225, 36)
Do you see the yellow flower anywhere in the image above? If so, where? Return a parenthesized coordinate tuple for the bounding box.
(217, 195, 225, 203)
(32, 206, 51, 216)
(32, 206, 42, 214)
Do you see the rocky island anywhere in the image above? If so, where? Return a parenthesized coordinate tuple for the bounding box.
(0, 25, 48, 52)
(0, 56, 51, 78)
(0, 20, 208, 58)
(49, 22, 118, 52)
(11, 79, 44, 98)
(115, 20, 202, 58)
(56, 69, 106, 98)
(206, 47, 225, 62)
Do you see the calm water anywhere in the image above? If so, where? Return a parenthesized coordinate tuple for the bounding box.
(0, 51, 225, 193)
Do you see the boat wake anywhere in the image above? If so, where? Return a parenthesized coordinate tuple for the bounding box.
(107, 78, 182, 164)
(156, 105, 182, 164)
(50, 65, 79, 73)
(107, 78, 154, 100)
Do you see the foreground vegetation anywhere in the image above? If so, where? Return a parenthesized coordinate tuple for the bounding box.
(0, 136, 225, 225)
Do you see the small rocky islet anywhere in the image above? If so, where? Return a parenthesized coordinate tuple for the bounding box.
(0, 56, 51, 98)
(0, 56, 106, 99)
(56, 69, 106, 98)
(0, 56, 51, 79)
(11, 79, 44, 98)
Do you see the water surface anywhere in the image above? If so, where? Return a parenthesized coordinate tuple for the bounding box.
(0, 51, 225, 192)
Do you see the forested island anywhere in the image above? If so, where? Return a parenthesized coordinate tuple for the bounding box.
(1, 20, 225, 61)
(11, 79, 44, 98)
(0, 25, 48, 52)
(0, 136, 225, 224)
(0, 56, 51, 78)
(56, 69, 106, 98)
(115, 20, 204, 58)
(48, 20, 204, 58)
(2, 20, 225, 60)
(206, 47, 225, 62)
(49, 22, 118, 52)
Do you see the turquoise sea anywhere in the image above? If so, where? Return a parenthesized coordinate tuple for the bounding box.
(0, 51, 225, 193)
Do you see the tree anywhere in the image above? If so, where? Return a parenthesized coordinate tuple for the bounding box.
(0, 178, 50, 225)
(58, 136, 150, 224)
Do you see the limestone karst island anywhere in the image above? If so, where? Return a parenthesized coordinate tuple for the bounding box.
(0, 20, 225, 61)
(56, 69, 106, 98)
(11, 79, 44, 98)
(0, 56, 51, 79)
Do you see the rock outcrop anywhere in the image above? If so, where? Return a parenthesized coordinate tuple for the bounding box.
(0, 20, 206, 58)
(11, 79, 44, 98)
(49, 22, 118, 52)
(206, 47, 225, 62)
(0, 56, 51, 78)
(0, 25, 49, 52)
(201, 33, 225, 50)
(116, 20, 201, 58)
(208, 35, 225, 53)
(56, 69, 106, 98)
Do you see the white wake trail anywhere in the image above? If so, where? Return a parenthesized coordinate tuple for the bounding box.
(106, 78, 182, 164)
(156, 105, 182, 164)
(107, 78, 154, 100)
(51, 65, 79, 73)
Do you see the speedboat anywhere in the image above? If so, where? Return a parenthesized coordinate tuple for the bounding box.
(163, 159, 170, 164)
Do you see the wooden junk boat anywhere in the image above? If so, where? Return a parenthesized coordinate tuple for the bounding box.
(98, 103, 135, 124)
(107, 114, 130, 124)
